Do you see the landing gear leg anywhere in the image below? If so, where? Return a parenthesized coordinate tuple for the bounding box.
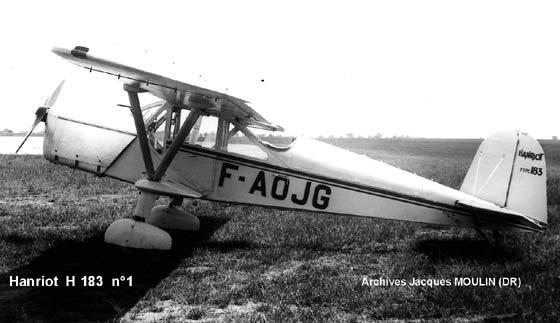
(133, 192, 158, 220)
(104, 192, 172, 250)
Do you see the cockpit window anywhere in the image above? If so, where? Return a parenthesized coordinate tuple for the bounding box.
(142, 100, 166, 124)
(182, 115, 269, 160)
(188, 115, 218, 148)
(227, 128, 268, 160)
(143, 103, 293, 160)
(143, 103, 167, 153)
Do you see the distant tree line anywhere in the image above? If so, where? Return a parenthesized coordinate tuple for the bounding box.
(0, 129, 44, 136)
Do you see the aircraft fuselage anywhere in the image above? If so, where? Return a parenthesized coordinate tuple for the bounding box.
(43, 113, 485, 230)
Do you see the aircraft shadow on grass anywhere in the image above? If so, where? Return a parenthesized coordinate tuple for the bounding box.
(0, 216, 230, 323)
(414, 237, 521, 263)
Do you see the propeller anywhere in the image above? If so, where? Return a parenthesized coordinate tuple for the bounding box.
(16, 80, 65, 153)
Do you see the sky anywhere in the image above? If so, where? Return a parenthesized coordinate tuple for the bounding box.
(1, 0, 560, 138)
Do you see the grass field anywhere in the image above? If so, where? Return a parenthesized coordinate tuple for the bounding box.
(1, 138, 559, 322)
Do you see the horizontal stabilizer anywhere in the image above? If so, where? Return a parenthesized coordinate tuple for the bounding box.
(135, 179, 203, 199)
(456, 200, 545, 232)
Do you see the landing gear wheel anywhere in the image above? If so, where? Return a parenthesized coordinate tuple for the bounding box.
(104, 218, 172, 250)
(147, 205, 200, 231)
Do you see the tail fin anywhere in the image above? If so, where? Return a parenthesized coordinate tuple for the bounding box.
(460, 130, 547, 225)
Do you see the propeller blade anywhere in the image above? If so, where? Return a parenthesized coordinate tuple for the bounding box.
(18, 81, 64, 153)
(15, 113, 43, 154)
(43, 80, 65, 107)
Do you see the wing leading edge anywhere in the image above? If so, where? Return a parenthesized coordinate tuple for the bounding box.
(52, 46, 283, 131)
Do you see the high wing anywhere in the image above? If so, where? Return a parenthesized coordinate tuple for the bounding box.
(51, 46, 283, 131)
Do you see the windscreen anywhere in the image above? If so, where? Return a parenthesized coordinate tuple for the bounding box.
(246, 126, 297, 150)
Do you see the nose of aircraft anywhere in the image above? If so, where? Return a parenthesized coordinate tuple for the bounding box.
(16, 80, 65, 153)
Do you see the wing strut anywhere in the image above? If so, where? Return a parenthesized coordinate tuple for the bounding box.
(125, 84, 155, 179)
(125, 84, 201, 188)
(153, 109, 200, 180)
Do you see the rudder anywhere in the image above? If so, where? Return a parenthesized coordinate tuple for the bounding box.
(460, 130, 547, 225)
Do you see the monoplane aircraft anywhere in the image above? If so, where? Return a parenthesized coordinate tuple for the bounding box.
(17, 46, 547, 249)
